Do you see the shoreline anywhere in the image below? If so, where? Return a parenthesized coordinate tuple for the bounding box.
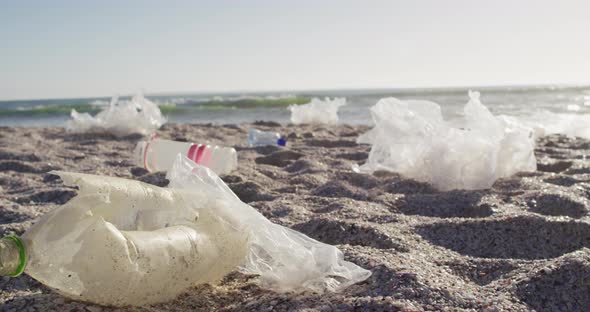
(1, 123, 589, 311)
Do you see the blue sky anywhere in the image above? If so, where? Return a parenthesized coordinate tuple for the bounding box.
(1, 0, 590, 100)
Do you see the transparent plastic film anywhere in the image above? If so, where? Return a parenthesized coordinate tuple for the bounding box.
(167, 155, 372, 293)
(358, 91, 536, 191)
(522, 110, 590, 140)
(289, 97, 346, 125)
(22, 170, 249, 307)
(67, 93, 166, 136)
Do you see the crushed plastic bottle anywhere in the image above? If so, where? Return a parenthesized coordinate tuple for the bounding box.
(289, 97, 346, 125)
(134, 138, 238, 175)
(0, 169, 249, 306)
(248, 128, 287, 147)
(67, 93, 166, 136)
(358, 91, 536, 191)
(0, 155, 370, 306)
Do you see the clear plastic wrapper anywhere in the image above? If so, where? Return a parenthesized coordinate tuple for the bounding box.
(167, 155, 372, 293)
(289, 97, 346, 125)
(358, 91, 536, 191)
(67, 93, 166, 136)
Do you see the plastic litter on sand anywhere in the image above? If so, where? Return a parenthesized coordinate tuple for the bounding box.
(523, 110, 590, 140)
(3, 155, 370, 306)
(169, 155, 371, 293)
(357, 91, 537, 191)
(66, 93, 166, 136)
(134, 138, 238, 175)
(289, 97, 346, 125)
(247, 128, 286, 147)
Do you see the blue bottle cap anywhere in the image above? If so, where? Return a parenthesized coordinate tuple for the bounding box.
(277, 138, 287, 146)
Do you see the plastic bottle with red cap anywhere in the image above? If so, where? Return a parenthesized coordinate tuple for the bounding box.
(134, 137, 237, 175)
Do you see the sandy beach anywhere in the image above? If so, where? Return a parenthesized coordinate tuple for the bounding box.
(1, 122, 589, 311)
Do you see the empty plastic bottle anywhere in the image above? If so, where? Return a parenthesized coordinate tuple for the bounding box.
(134, 138, 237, 174)
(0, 156, 371, 307)
(0, 170, 249, 306)
(248, 128, 286, 147)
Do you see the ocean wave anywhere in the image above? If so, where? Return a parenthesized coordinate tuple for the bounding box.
(0, 95, 312, 118)
(173, 94, 310, 108)
(0, 104, 102, 117)
(89, 100, 110, 107)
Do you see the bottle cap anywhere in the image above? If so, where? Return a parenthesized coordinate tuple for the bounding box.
(1, 235, 26, 277)
(277, 138, 287, 146)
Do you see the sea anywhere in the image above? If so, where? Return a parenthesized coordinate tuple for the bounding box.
(1, 85, 590, 129)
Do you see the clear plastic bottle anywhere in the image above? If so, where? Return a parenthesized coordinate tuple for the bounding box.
(247, 129, 287, 147)
(134, 138, 237, 174)
(0, 157, 371, 307)
(0, 170, 249, 307)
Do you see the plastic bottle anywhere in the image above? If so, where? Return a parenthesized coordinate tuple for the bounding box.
(248, 128, 287, 147)
(134, 138, 237, 174)
(0, 156, 371, 307)
(0, 170, 249, 307)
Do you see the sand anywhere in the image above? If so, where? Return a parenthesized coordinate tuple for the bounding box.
(0, 122, 589, 312)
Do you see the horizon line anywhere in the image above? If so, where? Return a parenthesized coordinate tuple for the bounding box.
(2, 82, 590, 102)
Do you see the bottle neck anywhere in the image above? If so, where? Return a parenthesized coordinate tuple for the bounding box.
(0, 235, 26, 277)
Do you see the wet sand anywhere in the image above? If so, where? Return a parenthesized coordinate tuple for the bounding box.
(1, 123, 589, 311)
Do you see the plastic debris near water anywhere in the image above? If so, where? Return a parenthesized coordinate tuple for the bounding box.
(3, 155, 370, 307)
(289, 97, 346, 125)
(66, 93, 166, 136)
(524, 110, 590, 140)
(357, 91, 537, 191)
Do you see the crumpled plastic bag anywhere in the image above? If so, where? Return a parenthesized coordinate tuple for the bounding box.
(289, 97, 346, 125)
(523, 110, 590, 140)
(66, 93, 166, 136)
(168, 155, 371, 293)
(357, 91, 536, 191)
